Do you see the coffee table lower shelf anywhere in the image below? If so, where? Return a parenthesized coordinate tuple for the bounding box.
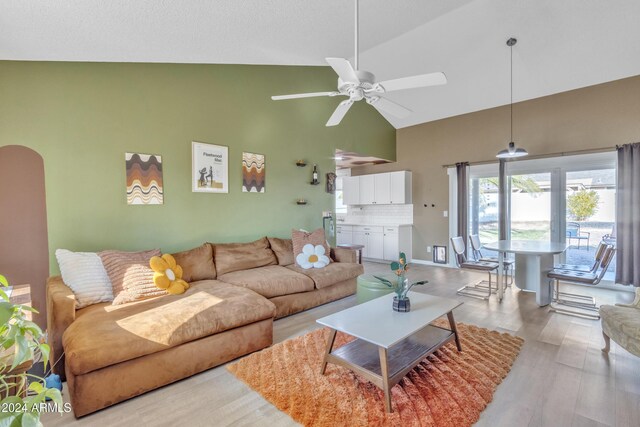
(322, 324, 459, 413)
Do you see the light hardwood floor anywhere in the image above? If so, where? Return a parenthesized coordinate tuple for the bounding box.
(43, 262, 640, 427)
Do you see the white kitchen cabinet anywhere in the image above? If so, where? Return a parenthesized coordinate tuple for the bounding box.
(341, 171, 412, 205)
(336, 225, 353, 246)
(367, 230, 384, 259)
(352, 230, 367, 249)
(336, 224, 412, 262)
(342, 176, 360, 206)
(359, 175, 376, 205)
(390, 171, 412, 204)
(383, 228, 399, 261)
(374, 173, 391, 204)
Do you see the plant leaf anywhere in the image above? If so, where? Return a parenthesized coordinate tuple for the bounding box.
(27, 382, 44, 394)
(11, 335, 30, 371)
(44, 388, 63, 407)
(0, 275, 8, 287)
(15, 305, 38, 313)
(0, 287, 9, 302)
(20, 412, 39, 427)
(372, 276, 393, 288)
(0, 302, 13, 326)
(38, 344, 50, 371)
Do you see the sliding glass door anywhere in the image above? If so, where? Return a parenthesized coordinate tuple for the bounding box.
(564, 168, 616, 279)
(509, 172, 553, 241)
(466, 152, 616, 281)
(469, 174, 499, 258)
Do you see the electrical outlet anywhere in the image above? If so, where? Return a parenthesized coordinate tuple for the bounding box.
(427, 246, 432, 253)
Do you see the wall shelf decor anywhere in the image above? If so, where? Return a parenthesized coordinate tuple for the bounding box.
(296, 199, 308, 205)
(310, 164, 320, 185)
(295, 160, 307, 167)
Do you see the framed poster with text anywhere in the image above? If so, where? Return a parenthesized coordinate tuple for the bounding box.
(192, 141, 228, 193)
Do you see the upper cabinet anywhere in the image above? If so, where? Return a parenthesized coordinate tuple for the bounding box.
(359, 175, 376, 205)
(389, 171, 412, 204)
(374, 173, 391, 204)
(342, 176, 360, 205)
(342, 171, 412, 205)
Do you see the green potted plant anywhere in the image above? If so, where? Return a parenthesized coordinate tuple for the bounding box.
(0, 274, 64, 425)
(374, 253, 427, 312)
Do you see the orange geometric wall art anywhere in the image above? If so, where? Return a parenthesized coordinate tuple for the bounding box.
(125, 152, 164, 205)
(242, 152, 265, 193)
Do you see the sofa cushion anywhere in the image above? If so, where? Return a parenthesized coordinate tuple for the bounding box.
(287, 262, 363, 289)
(218, 265, 314, 298)
(55, 249, 113, 308)
(291, 229, 331, 268)
(63, 280, 275, 376)
(268, 237, 294, 266)
(98, 249, 164, 305)
(213, 237, 277, 276)
(172, 243, 216, 282)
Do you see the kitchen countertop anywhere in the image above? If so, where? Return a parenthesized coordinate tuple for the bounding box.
(337, 223, 413, 227)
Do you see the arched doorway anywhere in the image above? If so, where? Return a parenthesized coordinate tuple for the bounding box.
(0, 145, 49, 328)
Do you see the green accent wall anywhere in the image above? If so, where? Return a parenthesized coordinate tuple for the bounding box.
(0, 61, 396, 273)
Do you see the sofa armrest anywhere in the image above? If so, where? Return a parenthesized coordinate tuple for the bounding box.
(331, 247, 358, 264)
(46, 276, 76, 380)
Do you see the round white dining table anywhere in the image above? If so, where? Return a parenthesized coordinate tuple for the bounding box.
(483, 240, 569, 306)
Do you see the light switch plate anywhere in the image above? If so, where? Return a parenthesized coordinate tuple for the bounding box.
(443, 210, 448, 217)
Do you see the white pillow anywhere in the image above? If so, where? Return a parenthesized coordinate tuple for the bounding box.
(55, 249, 114, 308)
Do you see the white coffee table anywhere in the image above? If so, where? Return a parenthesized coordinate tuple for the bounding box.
(316, 292, 462, 412)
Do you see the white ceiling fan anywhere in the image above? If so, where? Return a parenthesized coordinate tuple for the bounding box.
(271, 0, 447, 127)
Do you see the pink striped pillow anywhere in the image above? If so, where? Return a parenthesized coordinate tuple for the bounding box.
(99, 249, 164, 305)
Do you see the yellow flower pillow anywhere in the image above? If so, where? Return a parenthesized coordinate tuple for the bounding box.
(149, 254, 190, 295)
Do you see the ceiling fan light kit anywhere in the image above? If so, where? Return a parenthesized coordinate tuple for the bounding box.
(497, 37, 528, 159)
(271, 0, 447, 126)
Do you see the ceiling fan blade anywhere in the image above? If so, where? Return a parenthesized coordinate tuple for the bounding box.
(271, 91, 339, 100)
(368, 96, 412, 118)
(325, 58, 360, 84)
(376, 72, 447, 93)
(326, 100, 354, 127)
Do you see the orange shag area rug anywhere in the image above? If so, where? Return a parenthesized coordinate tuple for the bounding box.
(227, 320, 524, 427)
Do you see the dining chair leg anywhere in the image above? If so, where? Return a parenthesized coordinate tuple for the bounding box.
(550, 280, 600, 319)
(456, 270, 495, 300)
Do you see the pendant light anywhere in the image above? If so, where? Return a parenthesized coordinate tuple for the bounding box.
(496, 38, 528, 159)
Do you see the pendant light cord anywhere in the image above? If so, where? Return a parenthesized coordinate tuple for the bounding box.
(510, 41, 513, 142)
(354, 0, 359, 70)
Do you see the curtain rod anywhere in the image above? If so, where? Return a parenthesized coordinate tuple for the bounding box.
(442, 146, 617, 169)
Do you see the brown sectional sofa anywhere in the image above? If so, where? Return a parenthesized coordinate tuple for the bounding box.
(46, 237, 362, 417)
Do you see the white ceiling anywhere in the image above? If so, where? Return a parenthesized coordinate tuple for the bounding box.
(2, 0, 640, 128)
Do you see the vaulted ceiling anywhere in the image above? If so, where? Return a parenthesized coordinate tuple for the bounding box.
(2, 0, 639, 128)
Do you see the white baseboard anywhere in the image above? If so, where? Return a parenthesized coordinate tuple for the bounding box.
(410, 259, 456, 269)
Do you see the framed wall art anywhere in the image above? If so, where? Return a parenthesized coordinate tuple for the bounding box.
(125, 152, 163, 205)
(242, 152, 265, 193)
(192, 141, 228, 193)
